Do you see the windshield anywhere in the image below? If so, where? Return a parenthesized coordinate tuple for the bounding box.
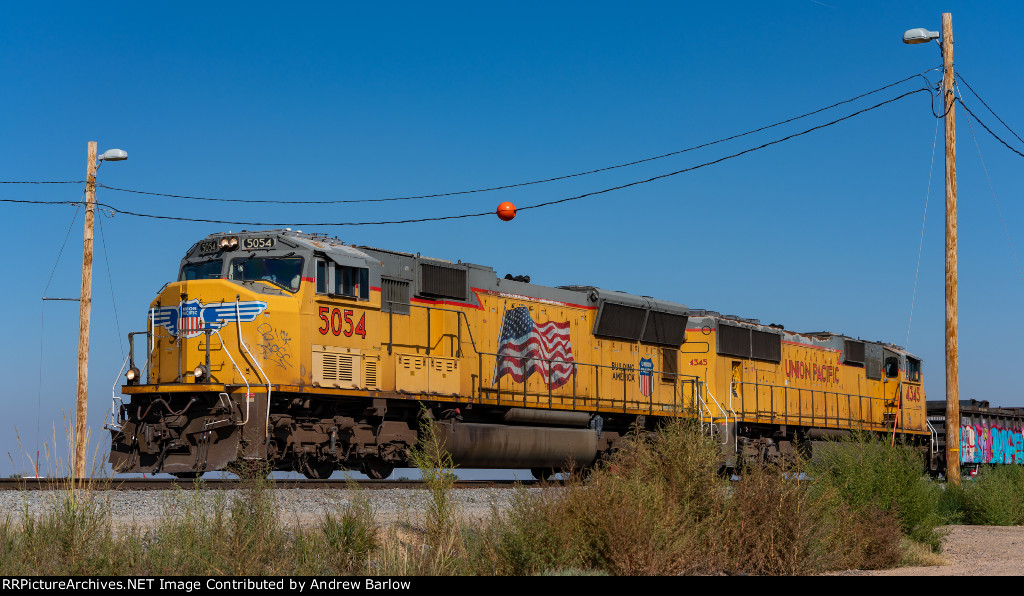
(179, 260, 223, 281)
(229, 256, 304, 292)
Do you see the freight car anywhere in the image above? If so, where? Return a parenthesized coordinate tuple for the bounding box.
(926, 400, 1024, 476)
(108, 229, 931, 479)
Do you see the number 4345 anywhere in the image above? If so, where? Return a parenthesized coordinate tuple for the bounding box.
(318, 306, 367, 338)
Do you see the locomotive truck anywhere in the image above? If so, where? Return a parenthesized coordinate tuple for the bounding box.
(108, 229, 932, 479)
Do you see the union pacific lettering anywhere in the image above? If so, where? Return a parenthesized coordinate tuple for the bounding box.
(785, 359, 840, 384)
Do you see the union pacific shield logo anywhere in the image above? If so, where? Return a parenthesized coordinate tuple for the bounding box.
(180, 302, 202, 333)
(149, 299, 268, 338)
(638, 357, 653, 397)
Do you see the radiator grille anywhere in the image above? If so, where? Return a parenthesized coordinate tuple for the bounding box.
(321, 353, 354, 383)
(364, 358, 378, 389)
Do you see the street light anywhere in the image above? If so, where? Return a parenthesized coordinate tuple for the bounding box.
(902, 28, 940, 45)
(74, 141, 127, 481)
(99, 148, 128, 162)
(904, 14, 960, 486)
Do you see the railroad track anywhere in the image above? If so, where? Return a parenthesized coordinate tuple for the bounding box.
(0, 477, 539, 491)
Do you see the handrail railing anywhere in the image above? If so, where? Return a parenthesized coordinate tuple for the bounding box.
(385, 300, 479, 357)
(703, 382, 736, 446)
(926, 419, 939, 455)
(729, 379, 923, 433)
(475, 350, 699, 417)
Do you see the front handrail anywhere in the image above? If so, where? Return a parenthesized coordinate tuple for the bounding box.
(213, 329, 250, 426)
(234, 299, 271, 441)
(926, 419, 938, 455)
(107, 355, 130, 430)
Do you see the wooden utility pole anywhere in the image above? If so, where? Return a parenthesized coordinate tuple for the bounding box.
(74, 142, 97, 480)
(941, 13, 960, 486)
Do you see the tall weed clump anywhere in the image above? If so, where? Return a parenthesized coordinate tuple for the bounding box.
(810, 435, 946, 551)
(0, 481, 127, 575)
(144, 464, 301, 575)
(722, 456, 903, 574)
(486, 419, 729, 575)
(320, 488, 380, 573)
(404, 409, 466, 575)
(943, 465, 1024, 526)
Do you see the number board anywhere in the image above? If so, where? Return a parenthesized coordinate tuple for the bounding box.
(198, 240, 218, 254)
(243, 237, 277, 250)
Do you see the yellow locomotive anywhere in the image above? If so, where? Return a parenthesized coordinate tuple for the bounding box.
(109, 229, 929, 478)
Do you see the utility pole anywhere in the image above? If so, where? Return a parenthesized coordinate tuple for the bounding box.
(941, 12, 960, 486)
(74, 141, 97, 480)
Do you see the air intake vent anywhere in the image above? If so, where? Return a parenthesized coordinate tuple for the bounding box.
(594, 302, 646, 341)
(717, 323, 781, 363)
(312, 345, 361, 388)
(322, 353, 354, 383)
(382, 278, 411, 314)
(641, 310, 688, 346)
(420, 263, 466, 300)
(364, 357, 379, 389)
(844, 340, 865, 366)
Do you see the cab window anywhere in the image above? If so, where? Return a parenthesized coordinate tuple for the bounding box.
(229, 256, 304, 292)
(335, 266, 369, 299)
(179, 260, 222, 281)
(907, 357, 922, 382)
(314, 258, 369, 300)
(316, 259, 328, 293)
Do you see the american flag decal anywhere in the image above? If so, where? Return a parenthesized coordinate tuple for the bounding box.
(639, 357, 653, 397)
(492, 307, 575, 389)
(180, 302, 203, 333)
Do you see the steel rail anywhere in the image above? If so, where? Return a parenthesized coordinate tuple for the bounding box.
(0, 477, 540, 491)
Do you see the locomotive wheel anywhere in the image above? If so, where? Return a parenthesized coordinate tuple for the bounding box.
(172, 471, 204, 480)
(361, 462, 394, 480)
(302, 460, 335, 480)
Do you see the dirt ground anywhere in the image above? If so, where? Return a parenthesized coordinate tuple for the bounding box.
(832, 525, 1024, 576)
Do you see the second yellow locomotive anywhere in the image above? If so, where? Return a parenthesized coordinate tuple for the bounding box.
(109, 229, 928, 478)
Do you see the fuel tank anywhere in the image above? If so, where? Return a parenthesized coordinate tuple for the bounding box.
(437, 421, 598, 468)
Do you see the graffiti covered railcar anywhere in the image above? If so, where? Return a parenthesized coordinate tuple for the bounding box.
(108, 229, 933, 478)
(927, 400, 1024, 476)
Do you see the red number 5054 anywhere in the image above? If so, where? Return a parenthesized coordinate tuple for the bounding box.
(318, 307, 367, 338)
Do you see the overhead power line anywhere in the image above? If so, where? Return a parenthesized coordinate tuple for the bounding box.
(0, 181, 85, 185)
(89, 70, 938, 206)
(0, 86, 930, 226)
(955, 97, 1024, 159)
(955, 73, 1024, 146)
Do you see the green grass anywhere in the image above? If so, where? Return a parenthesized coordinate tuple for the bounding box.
(941, 465, 1024, 526)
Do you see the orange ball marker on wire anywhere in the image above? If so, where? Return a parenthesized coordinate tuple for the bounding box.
(496, 201, 517, 221)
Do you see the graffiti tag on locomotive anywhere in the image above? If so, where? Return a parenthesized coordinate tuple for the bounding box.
(108, 230, 933, 479)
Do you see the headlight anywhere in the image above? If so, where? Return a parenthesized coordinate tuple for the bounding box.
(228, 236, 239, 249)
(193, 364, 208, 382)
(125, 367, 141, 385)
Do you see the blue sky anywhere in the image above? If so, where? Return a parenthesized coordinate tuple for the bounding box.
(2, 1, 1023, 477)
